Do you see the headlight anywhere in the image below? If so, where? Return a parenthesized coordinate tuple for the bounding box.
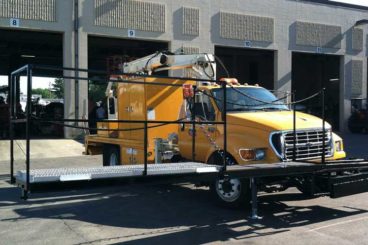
(335, 141, 343, 152)
(239, 148, 266, 161)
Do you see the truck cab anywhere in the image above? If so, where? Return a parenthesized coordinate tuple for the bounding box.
(177, 82, 346, 165)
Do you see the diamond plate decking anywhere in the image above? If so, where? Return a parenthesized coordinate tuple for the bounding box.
(16, 162, 219, 184)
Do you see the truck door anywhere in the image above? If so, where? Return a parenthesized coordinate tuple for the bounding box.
(178, 91, 218, 162)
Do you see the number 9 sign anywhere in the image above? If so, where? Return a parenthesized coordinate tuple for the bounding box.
(128, 29, 136, 38)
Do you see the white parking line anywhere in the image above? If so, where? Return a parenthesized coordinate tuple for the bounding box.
(309, 216, 368, 232)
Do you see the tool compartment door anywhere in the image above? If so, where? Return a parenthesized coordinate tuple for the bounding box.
(118, 83, 131, 139)
(129, 80, 146, 141)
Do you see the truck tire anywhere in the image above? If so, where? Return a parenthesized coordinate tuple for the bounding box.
(207, 153, 251, 208)
(210, 177, 251, 208)
(103, 145, 120, 166)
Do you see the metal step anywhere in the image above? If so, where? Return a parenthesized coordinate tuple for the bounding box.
(16, 162, 219, 184)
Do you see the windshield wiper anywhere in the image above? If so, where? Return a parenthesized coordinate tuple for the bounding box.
(260, 107, 288, 111)
(230, 107, 270, 111)
(227, 107, 288, 112)
(227, 108, 247, 112)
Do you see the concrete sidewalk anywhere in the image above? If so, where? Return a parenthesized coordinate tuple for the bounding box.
(0, 139, 102, 175)
(0, 139, 86, 162)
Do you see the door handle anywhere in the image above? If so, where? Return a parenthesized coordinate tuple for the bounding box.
(125, 106, 133, 112)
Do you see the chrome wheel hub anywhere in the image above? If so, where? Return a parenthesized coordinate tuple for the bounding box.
(215, 178, 241, 202)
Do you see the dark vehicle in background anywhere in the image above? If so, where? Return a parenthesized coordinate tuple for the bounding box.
(0, 86, 64, 139)
(348, 98, 368, 134)
(0, 95, 9, 138)
(0, 86, 25, 139)
(35, 102, 64, 137)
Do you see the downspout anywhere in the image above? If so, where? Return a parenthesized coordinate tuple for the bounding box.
(74, 0, 79, 123)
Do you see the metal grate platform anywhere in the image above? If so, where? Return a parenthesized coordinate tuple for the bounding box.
(16, 162, 219, 184)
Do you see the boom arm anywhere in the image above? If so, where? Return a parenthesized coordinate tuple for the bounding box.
(105, 52, 217, 119)
(105, 52, 216, 97)
(122, 52, 216, 80)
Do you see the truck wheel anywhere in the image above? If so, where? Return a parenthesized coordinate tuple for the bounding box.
(207, 153, 251, 208)
(210, 177, 250, 208)
(103, 145, 120, 166)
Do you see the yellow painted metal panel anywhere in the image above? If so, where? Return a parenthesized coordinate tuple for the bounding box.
(129, 81, 145, 141)
(118, 83, 131, 139)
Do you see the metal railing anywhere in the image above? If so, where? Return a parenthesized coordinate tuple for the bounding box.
(9, 63, 330, 198)
(9, 64, 228, 198)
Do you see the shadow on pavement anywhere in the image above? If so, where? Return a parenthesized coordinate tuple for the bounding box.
(1, 182, 367, 244)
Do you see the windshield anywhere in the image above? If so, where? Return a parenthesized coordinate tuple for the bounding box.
(212, 87, 289, 112)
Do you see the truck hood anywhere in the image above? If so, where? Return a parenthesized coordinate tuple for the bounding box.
(227, 110, 330, 132)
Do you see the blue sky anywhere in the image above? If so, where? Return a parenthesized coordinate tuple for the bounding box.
(331, 0, 368, 7)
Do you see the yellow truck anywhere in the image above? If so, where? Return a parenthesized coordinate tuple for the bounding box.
(85, 52, 346, 207)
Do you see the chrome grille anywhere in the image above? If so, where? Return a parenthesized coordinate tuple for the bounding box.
(271, 129, 333, 161)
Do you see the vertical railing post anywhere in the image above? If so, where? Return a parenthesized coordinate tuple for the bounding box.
(249, 177, 261, 220)
(143, 121, 148, 176)
(321, 88, 326, 164)
(222, 81, 227, 171)
(292, 91, 297, 162)
(9, 74, 15, 184)
(191, 86, 197, 162)
(24, 65, 33, 199)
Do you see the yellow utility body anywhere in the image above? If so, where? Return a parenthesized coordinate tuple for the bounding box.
(85, 78, 346, 166)
(85, 76, 194, 164)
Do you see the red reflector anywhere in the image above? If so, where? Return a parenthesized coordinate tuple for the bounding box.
(183, 84, 194, 98)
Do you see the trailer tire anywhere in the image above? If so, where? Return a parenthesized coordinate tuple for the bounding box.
(103, 145, 120, 166)
(207, 153, 251, 208)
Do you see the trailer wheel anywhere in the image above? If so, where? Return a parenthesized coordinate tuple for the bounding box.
(207, 153, 251, 208)
(103, 145, 120, 166)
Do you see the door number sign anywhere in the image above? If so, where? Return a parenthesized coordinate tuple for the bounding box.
(128, 29, 136, 38)
(244, 41, 252, 48)
(10, 18, 20, 27)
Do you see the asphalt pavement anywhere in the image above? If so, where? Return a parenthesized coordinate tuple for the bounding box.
(0, 133, 367, 244)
